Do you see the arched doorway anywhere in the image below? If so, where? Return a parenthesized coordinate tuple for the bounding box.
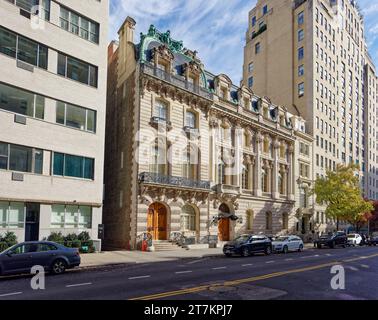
(218, 203, 230, 241)
(147, 203, 168, 240)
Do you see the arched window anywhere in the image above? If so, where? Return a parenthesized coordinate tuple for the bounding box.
(150, 145, 167, 175)
(185, 111, 197, 129)
(246, 210, 254, 230)
(154, 100, 168, 121)
(181, 205, 196, 231)
(282, 212, 289, 230)
(266, 211, 272, 231)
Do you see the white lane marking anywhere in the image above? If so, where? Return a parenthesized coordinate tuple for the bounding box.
(266, 261, 275, 264)
(242, 264, 253, 267)
(175, 271, 193, 274)
(325, 254, 332, 256)
(128, 275, 151, 280)
(212, 267, 227, 270)
(285, 258, 294, 261)
(66, 282, 92, 288)
(187, 258, 208, 265)
(0, 292, 22, 298)
(346, 266, 359, 271)
(360, 264, 370, 269)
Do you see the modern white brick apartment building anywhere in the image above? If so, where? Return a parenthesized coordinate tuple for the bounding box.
(0, 0, 108, 244)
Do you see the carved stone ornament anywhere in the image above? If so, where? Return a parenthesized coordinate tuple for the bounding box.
(183, 60, 202, 76)
(152, 44, 174, 63)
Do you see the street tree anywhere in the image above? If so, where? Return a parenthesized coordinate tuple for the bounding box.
(313, 164, 373, 230)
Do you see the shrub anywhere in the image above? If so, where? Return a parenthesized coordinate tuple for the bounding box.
(64, 233, 78, 242)
(78, 231, 91, 242)
(47, 232, 65, 243)
(0, 232, 17, 246)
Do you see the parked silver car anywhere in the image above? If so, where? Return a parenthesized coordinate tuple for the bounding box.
(272, 235, 304, 253)
(0, 241, 80, 276)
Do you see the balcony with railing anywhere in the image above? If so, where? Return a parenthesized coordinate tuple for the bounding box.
(139, 172, 211, 190)
(140, 63, 213, 100)
(214, 184, 241, 195)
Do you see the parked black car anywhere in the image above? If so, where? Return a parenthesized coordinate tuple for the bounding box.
(368, 233, 378, 246)
(223, 234, 272, 257)
(0, 241, 81, 276)
(314, 231, 348, 249)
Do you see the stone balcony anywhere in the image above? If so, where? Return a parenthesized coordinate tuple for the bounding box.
(139, 172, 211, 190)
(214, 184, 241, 195)
(140, 63, 213, 101)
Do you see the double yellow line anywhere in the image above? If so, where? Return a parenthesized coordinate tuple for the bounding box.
(129, 253, 378, 300)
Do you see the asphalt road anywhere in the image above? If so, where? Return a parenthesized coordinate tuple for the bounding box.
(0, 246, 377, 300)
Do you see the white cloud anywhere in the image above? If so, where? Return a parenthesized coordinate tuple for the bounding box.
(109, 0, 257, 84)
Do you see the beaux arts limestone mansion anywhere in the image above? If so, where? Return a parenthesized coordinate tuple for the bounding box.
(103, 17, 324, 251)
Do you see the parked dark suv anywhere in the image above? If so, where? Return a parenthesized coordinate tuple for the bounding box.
(223, 234, 272, 257)
(0, 241, 81, 276)
(314, 231, 348, 249)
(368, 233, 378, 246)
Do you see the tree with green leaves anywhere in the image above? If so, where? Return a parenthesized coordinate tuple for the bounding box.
(312, 164, 373, 231)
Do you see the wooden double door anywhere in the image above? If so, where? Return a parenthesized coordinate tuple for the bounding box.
(147, 203, 168, 240)
(218, 218, 230, 242)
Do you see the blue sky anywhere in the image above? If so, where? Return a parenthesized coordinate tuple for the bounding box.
(109, 0, 378, 84)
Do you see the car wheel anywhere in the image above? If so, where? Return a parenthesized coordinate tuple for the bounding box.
(51, 259, 67, 275)
(224, 253, 232, 257)
(265, 246, 272, 256)
(283, 246, 289, 254)
(330, 241, 335, 249)
(241, 247, 250, 257)
(298, 244, 304, 252)
(317, 243, 322, 249)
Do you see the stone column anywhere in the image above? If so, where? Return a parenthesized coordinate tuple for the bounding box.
(288, 144, 295, 201)
(249, 158, 255, 191)
(272, 139, 280, 200)
(254, 132, 263, 197)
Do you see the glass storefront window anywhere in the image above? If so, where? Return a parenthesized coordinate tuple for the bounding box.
(8, 202, 25, 228)
(79, 206, 92, 228)
(50, 205, 92, 229)
(51, 204, 65, 228)
(65, 205, 77, 228)
(0, 201, 7, 228)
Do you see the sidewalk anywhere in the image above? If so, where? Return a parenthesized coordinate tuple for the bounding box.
(80, 248, 224, 268)
(80, 243, 315, 268)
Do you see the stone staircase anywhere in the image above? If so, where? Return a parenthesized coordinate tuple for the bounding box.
(152, 240, 186, 252)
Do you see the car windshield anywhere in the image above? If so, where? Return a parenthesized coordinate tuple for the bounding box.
(347, 235, 355, 238)
(234, 235, 250, 243)
(275, 236, 289, 241)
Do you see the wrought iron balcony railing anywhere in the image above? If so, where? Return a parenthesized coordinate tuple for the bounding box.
(139, 172, 211, 190)
(140, 63, 213, 100)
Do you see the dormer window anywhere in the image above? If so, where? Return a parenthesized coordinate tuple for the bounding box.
(221, 87, 228, 100)
(244, 98, 250, 109)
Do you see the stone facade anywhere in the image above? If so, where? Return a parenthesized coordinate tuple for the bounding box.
(104, 17, 314, 250)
